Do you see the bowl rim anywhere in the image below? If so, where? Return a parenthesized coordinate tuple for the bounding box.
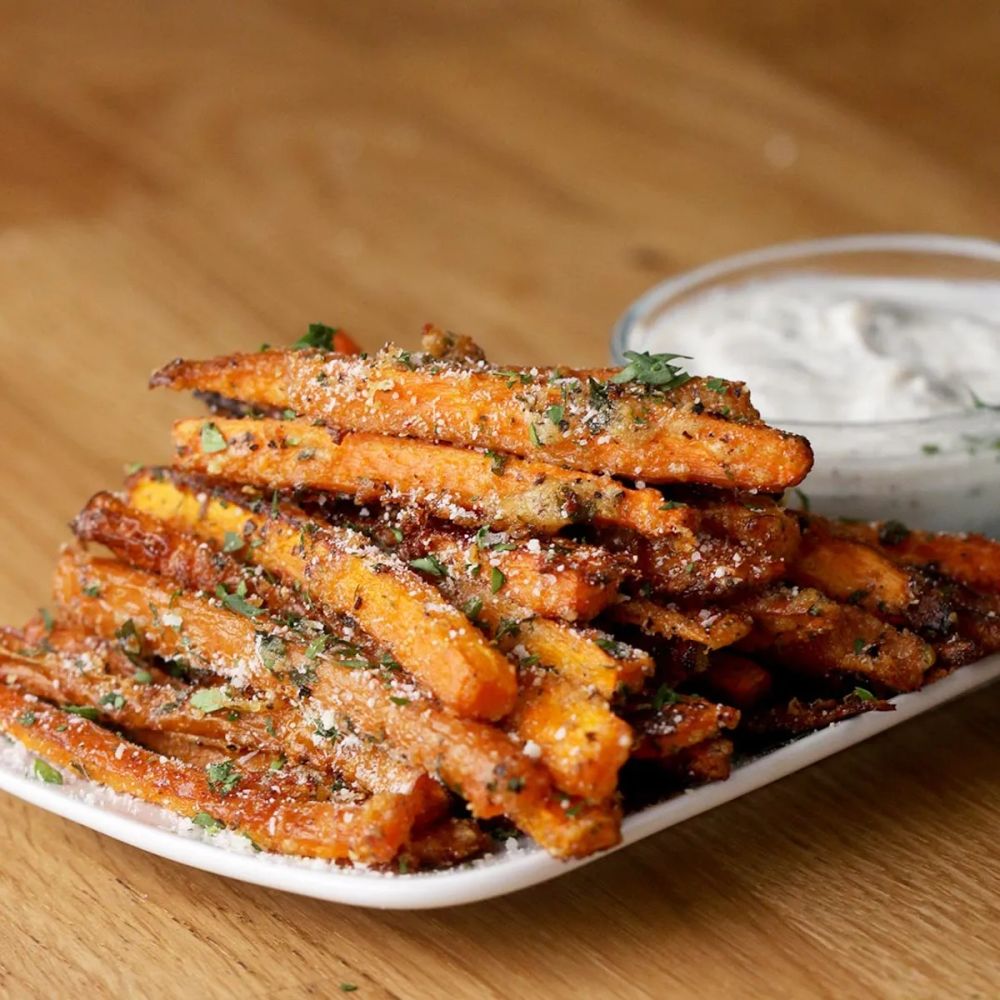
(610, 233, 1000, 430)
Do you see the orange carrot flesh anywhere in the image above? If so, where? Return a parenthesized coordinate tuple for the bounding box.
(125, 472, 517, 721)
(172, 417, 698, 540)
(152, 350, 813, 489)
(0, 684, 413, 864)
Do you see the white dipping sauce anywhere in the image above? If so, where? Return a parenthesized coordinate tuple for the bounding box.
(644, 276, 1000, 423)
(628, 274, 1000, 535)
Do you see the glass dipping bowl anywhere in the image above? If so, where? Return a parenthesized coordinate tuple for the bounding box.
(611, 234, 1000, 535)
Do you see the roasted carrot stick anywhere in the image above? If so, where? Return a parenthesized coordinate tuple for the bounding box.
(152, 349, 813, 489)
(608, 599, 752, 650)
(55, 549, 618, 857)
(171, 417, 698, 541)
(0, 684, 414, 863)
(123, 471, 517, 721)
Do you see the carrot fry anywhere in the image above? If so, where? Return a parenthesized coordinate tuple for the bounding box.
(151, 349, 813, 489)
(420, 324, 487, 363)
(124, 472, 518, 721)
(744, 587, 935, 692)
(630, 697, 740, 759)
(0, 685, 413, 863)
(608, 599, 752, 650)
(171, 417, 698, 541)
(824, 516, 1000, 597)
(397, 535, 652, 695)
(659, 737, 735, 784)
(790, 529, 918, 616)
(510, 670, 632, 800)
(402, 525, 625, 623)
(744, 693, 893, 738)
(705, 652, 773, 709)
(55, 549, 617, 857)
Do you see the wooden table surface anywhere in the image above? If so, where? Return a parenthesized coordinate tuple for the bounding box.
(1, 2, 998, 997)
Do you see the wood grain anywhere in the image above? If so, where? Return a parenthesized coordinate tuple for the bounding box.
(0, 2, 997, 997)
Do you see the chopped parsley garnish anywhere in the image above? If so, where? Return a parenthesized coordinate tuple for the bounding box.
(222, 531, 245, 553)
(205, 760, 241, 796)
(63, 705, 99, 721)
(269, 754, 286, 772)
(408, 555, 447, 578)
(132, 667, 153, 685)
(878, 520, 911, 546)
(389, 696, 410, 707)
(485, 450, 508, 476)
(82, 584, 102, 598)
(395, 350, 415, 370)
(546, 404, 564, 425)
(200, 422, 228, 454)
(215, 581, 262, 618)
(338, 985, 358, 994)
(190, 687, 232, 714)
(921, 443, 941, 456)
(611, 351, 692, 390)
(490, 566, 506, 593)
(40, 607, 54, 634)
(705, 377, 728, 393)
(305, 635, 329, 659)
(506, 776, 526, 793)
(192, 812, 225, 834)
(494, 618, 521, 641)
(17, 711, 36, 727)
(293, 322, 338, 351)
(99, 691, 126, 711)
(852, 638, 866, 655)
(33, 759, 63, 785)
(463, 597, 483, 621)
(852, 686, 876, 702)
(595, 637, 628, 659)
(660, 500, 687, 510)
(528, 423, 543, 447)
(652, 684, 679, 710)
(258, 633, 286, 671)
(314, 719, 340, 741)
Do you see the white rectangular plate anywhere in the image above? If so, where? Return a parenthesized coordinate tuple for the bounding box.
(2, 656, 998, 910)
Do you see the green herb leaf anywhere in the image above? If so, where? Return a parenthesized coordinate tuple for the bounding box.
(17, 711, 36, 727)
(878, 520, 911, 546)
(660, 500, 687, 510)
(463, 597, 483, 621)
(215, 583, 262, 618)
(339, 985, 358, 994)
(190, 687, 231, 714)
(305, 634, 329, 659)
(595, 637, 628, 659)
(652, 684, 679, 710)
(546, 404, 564, 425)
(611, 351, 692, 389)
(192, 812, 225, 834)
(705, 377, 728, 393)
(506, 776, 525, 793)
(408, 555, 447, 578)
(40, 607, 54, 634)
(257, 633, 286, 671)
(34, 758, 63, 785)
(205, 760, 241, 796)
(389, 696, 410, 707)
(485, 450, 508, 476)
(490, 566, 506, 594)
(200, 422, 228, 454)
(269, 754, 286, 772)
(222, 531, 245, 553)
(133, 668, 153, 685)
(63, 705, 99, 721)
(528, 423, 543, 447)
(99, 691, 126, 711)
(294, 323, 338, 351)
(852, 686, 876, 702)
(852, 638, 866, 655)
(921, 443, 941, 456)
(315, 719, 340, 740)
(82, 584, 102, 598)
